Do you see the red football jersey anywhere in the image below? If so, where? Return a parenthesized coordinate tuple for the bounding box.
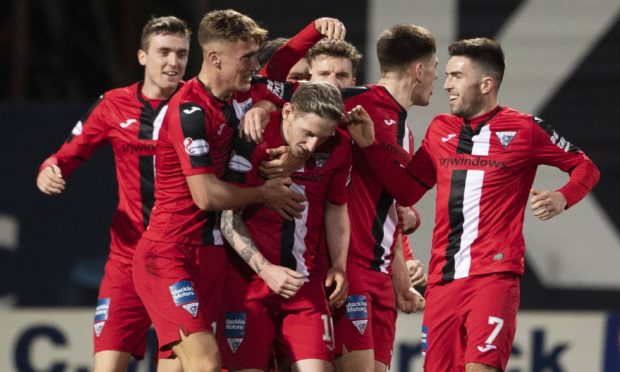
(360, 106, 599, 284)
(143, 77, 294, 246)
(341, 85, 414, 274)
(223, 112, 352, 280)
(40, 82, 172, 264)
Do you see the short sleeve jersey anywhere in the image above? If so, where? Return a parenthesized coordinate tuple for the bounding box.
(223, 112, 352, 280)
(341, 85, 414, 274)
(143, 77, 294, 246)
(42, 82, 171, 263)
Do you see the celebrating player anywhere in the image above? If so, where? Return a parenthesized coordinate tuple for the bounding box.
(131, 9, 305, 371)
(36, 16, 190, 372)
(218, 82, 350, 372)
(346, 37, 600, 372)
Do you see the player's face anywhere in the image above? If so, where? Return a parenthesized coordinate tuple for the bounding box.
(410, 53, 438, 106)
(217, 38, 261, 92)
(282, 103, 338, 158)
(286, 59, 311, 81)
(139, 33, 189, 99)
(443, 56, 486, 119)
(309, 55, 356, 89)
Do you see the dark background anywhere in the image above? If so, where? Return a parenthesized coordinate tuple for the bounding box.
(1, 0, 618, 309)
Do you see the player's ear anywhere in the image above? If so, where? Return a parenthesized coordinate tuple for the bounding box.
(414, 62, 424, 82)
(282, 102, 293, 119)
(480, 76, 494, 95)
(138, 49, 147, 66)
(205, 49, 221, 69)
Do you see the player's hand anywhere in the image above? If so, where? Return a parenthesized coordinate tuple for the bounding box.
(259, 145, 307, 179)
(239, 106, 270, 143)
(36, 165, 66, 195)
(406, 259, 427, 287)
(314, 18, 346, 40)
(345, 105, 375, 148)
(261, 176, 306, 220)
(397, 206, 419, 234)
(325, 266, 348, 308)
(395, 285, 425, 314)
(259, 263, 305, 298)
(530, 189, 567, 221)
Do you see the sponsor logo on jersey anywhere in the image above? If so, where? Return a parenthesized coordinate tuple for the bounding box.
(495, 131, 517, 149)
(477, 344, 498, 353)
(94, 298, 110, 337)
(224, 312, 246, 353)
(233, 98, 253, 120)
(71, 121, 83, 136)
(227, 152, 253, 173)
(345, 295, 368, 335)
(119, 118, 137, 128)
(183, 106, 202, 115)
(384, 119, 397, 126)
(183, 137, 210, 156)
(441, 133, 457, 142)
(169, 280, 199, 317)
(267, 80, 285, 98)
(311, 152, 331, 169)
(121, 143, 157, 154)
(439, 156, 506, 169)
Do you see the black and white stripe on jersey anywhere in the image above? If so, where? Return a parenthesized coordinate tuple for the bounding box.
(281, 219, 297, 271)
(137, 90, 169, 228)
(340, 86, 370, 100)
(443, 108, 500, 282)
(370, 190, 394, 272)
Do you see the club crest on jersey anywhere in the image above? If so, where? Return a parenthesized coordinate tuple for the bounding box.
(233, 98, 253, 120)
(183, 137, 210, 156)
(495, 131, 517, 149)
(224, 312, 246, 353)
(169, 281, 199, 317)
(345, 295, 369, 335)
(94, 298, 110, 337)
(228, 151, 252, 173)
(312, 153, 331, 169)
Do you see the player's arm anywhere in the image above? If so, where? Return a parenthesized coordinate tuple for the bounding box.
(220, 209, 305, 298)
(186, 173, 305, 219)
(324, 201, 349, 308)
(346, 105, 434, 206)
(392, 235, 425, 314)
(529, 118, 600, 220)
(37, 95, 109, 195)
(260, 18, 346, 81)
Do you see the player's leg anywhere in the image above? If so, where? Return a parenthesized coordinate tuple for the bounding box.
(279, 281, 335, 372)
(369, 276, 397, 372)
(93, 351, 131, 372)
(93, 258, 152, 372)
(156, 357, 183, 372)
(132, 239, 226, 372)
(421, 281, 463, 371)
(172, 330, 221, 371)
(463, 273, 520, 372)
(335, 347, 375, 372)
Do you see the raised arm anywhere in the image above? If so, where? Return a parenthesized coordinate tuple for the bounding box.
(220, 209, 305, 298)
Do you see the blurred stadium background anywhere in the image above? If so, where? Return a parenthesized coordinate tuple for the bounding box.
(1, 0, 618, 371)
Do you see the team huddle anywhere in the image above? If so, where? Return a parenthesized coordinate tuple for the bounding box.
(36, 8, 599, 372)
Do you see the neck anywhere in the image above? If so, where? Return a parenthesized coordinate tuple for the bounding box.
(141, 82, 173, 100)
(466, 96, 499, 121)
(198, 64, 234, 101)
(377, 72, 417, 110)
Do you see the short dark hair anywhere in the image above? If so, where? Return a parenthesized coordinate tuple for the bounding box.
(257, 37, 288, 67)
(291, 82, 343, 121)
(376, 24, 435, 73)
(198, 9, 267, 46)
(307, 39, 363, 75)
(448, 38, 505, 88)
(141, 16, 191, 51)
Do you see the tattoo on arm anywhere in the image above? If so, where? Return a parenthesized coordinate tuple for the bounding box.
(222, 209, 266, 274)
